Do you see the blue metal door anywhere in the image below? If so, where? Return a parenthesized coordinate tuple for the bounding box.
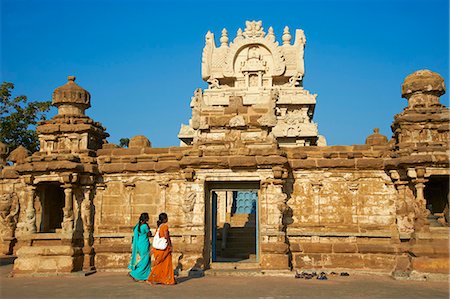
(233, 191, 257, 214)
(211, 191, 217, 261)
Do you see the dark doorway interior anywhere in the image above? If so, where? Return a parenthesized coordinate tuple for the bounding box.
(424, 175, 449, 227)
(39, 184, 65, 232)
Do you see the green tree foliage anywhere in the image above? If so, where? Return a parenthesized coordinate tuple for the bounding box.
(119, 138, 130, 148)
(0, 82, 52, 152)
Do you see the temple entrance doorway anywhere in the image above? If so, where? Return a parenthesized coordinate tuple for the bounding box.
(36, 183, 65, 233)
(205, 182, 259, 267)
(424, 175, 449, 227)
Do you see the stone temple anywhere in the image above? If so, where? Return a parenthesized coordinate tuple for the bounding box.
(0, 21, 448, 278)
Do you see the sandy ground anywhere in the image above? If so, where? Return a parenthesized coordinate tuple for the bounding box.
(1, 261, 448, 299)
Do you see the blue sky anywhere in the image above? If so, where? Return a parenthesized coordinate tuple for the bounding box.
(2, 0, 449, 147)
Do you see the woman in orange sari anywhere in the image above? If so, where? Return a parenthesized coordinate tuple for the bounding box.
(147, 213, 176, 285)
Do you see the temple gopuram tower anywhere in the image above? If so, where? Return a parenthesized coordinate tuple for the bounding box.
(179, 20, 325, 148)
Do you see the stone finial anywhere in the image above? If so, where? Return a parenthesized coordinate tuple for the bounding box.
(365, 128, 388, 145)
(401, 70, 446, 108)
(266, 26, 275, 42)
(234, 28, 244, 43)
(8, 145, 30, 164)
(52, 76, 91, 116)
(220, 28, 229, 47)
(128, 135, 151, 148)
(282, 26, 291, 45)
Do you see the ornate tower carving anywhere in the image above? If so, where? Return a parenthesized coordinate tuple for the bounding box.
(179, 20, 324, 148)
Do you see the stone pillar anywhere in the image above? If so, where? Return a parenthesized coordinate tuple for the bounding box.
(259, 179, 289, 269)
(390, 170, 414, 235)
(412, 178, 430, 230)
(94, 183, 106, 227)
(216, 191, 226, 225)
(406, 167, 430, 231)
(81, 186, 94, 271)
(16, 186, 37, 236)
(62, 184, 74, 233)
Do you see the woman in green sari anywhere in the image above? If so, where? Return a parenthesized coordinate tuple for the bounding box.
(128, 213, 152, 281)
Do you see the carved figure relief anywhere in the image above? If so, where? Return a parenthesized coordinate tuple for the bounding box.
(0, 193, 19, 239)
(16, 193, 36, 235)
(182, 192, 197, 222)
(272, 109, 314, 138)
(81, 190, 93, 234)
(190, 88, 203, 129)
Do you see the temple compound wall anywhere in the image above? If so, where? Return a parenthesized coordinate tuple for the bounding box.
(0, 21, 448, 279)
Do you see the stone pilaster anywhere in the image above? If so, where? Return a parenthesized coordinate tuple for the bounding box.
(62, 184, 74, 233)
(412, 167, 430, 231)
(16, 185, 37, 236)
(81, 186, 95, 271)
(311, 182, 322, 225)
(124, 183, 135, 226)
(349, 183, 359, 225)
(259, 179, 289, 269)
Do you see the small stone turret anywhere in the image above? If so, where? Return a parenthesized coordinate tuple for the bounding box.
(36, 76, 109, 153)
(401, 70, 446, 109)
(365, 128, 388, 146)
(52, 76, 91, 115)
(391, 70, 449, 152)
(128, 135, 152, 148)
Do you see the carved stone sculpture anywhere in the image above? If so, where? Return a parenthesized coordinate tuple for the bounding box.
(0, 193, 19, 239)
(182, 192, 197, 222)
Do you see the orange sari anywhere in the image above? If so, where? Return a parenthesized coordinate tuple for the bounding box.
(147, 224, 176, 285)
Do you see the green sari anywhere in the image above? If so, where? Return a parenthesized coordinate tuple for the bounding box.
(128, 223, 151, 280)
